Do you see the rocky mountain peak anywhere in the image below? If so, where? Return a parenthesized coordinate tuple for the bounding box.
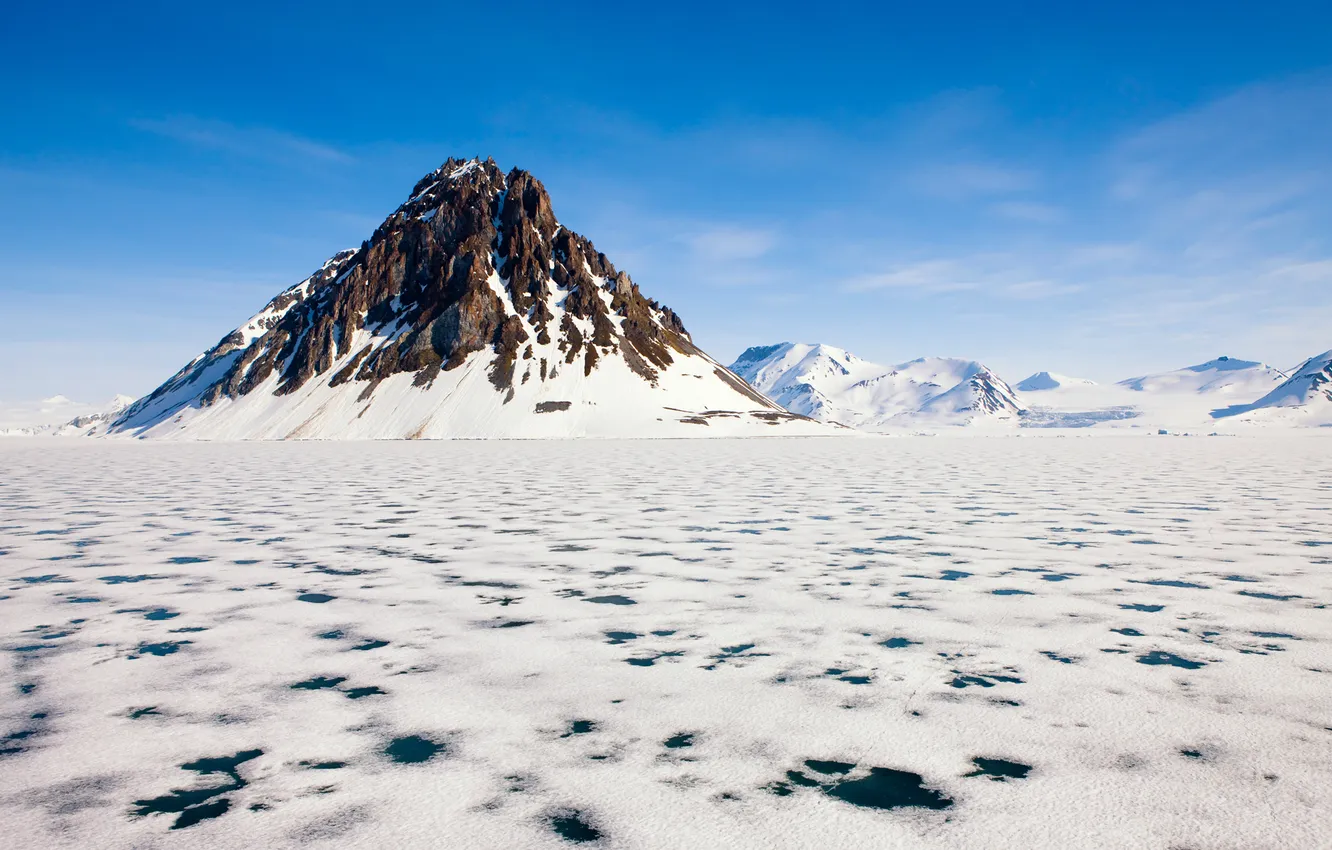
(107, 158, 808, 439)
(124, 158, 712, 423)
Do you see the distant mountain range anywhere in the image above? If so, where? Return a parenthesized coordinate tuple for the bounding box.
(728, 344, 1332, 431)
(729, 343, 1023, 430)
(0, 395, 134, 437)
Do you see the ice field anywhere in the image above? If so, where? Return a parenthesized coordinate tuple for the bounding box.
(1, 437, 1329, 849)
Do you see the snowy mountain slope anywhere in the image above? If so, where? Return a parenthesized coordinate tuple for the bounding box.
(1216, 349, 1332, 425)
(1016, 372, 1096, 392)
(0, 395, 135, 437)
(107, 158, 831, 440)
(1248, 349, 1332, 408)
(728, 343, 1025, 429)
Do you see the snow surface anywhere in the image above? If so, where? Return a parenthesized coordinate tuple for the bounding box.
(729, 343, 1024, 430)
(2, 438, 1329, 849)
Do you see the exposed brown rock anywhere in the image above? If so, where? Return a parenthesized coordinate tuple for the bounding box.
(329, 345, 372, 387)
(490, 314, 530, 389)
(561, 313, 584, 364)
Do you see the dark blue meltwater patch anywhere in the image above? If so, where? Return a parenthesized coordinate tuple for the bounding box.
(383, 735, 446, 764)
(131, 749, 263, 830)
(297, 593, 335, 603)
(964, 757, 1032, 781)
(1137, 651, 1206, 670)
(549, 808, 603, 843)
(769, 761, 954, 811)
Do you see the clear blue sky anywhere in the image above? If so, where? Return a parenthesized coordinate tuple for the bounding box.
(3, 1, 1331, 401)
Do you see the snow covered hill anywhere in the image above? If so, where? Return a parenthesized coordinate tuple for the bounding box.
(1118, 356, 1286, 396)
(1016, 372, 1096, 392)
(106, 159, 830, 440)
(1, 395, 135, 437)
(728, 343, 1025, 429)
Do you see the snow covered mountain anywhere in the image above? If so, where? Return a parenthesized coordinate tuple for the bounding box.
(1016, 372, 1096, 392)
(1217, 349, 1332, 425)
(0, 395, 135, 437)
(1118, 356, 1285, 397)
(107, 159, 827, 440)
(728, 343, 1025, 429)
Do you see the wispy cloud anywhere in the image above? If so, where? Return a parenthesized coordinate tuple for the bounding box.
(839, 256, 1083, 300)
(1262, 259, 1332, 285)
(1108, 76, 1332, 260)
(907, 162, 1035, 200)
(1002, 278, 1082, 300)
(841, 260, 980, 294)
(990, 201, 1062, 223)
(130, 115, 353, 165)
(686, 225, 777, 263)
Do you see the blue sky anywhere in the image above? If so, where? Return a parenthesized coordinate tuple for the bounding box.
(3, 1, 1331, 401)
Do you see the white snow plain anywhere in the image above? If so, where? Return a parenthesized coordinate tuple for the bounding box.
(1, 437, 1329, 849)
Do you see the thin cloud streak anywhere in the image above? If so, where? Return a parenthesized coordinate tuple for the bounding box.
(130, 115, 354, 165)
(907, 162, 1036, 200)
